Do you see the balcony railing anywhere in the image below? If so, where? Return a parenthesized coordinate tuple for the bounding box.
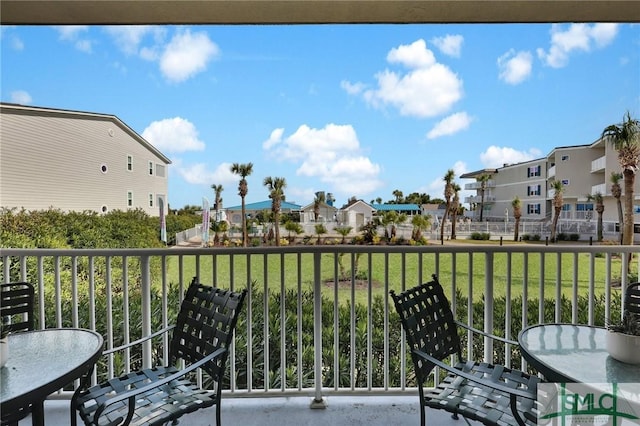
(2, 245, 638, 403)
(591, 156, 606, 173)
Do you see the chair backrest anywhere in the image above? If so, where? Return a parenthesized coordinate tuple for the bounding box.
(625, 282, 640, 316)
(390, 274, 462, 380)
(0, 282, 35, 333)
(169, 278, 247, 380)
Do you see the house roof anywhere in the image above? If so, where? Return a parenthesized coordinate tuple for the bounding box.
(300, 201, 337, 212)
(226, 200, 301, 211)
(0, 102, 172, 164)
(371, 204, 421, 211)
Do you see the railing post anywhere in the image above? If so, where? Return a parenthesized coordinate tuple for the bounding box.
(141, 255, 152, 369)
(311, 251, 327, 408)
(484, 252, 494, 363)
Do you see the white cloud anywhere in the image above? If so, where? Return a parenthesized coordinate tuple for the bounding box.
(160, 29, 220, 83)
(263, 123, 383, 197)
(10, 90, 32, 105)
(104, 25, 165, 56)
(497, 49, 533, 85)
(54, 26, 92, 53)
(426, 112, 472, 139)
(537, 23, 619, 68)
(480, 146, 542, 168)
(430, 34, 464, 58)
(174, 161, 236, 185)
(340, 80, 366, 95)
(358, 39, 463, 118)
(142, 117, 206, 153)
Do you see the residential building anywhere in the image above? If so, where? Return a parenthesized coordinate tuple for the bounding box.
(0, 103, 171, 217)
(225, 200, 302, 227)
(463, 138, 640, 229)
(300, 201, 338, 224)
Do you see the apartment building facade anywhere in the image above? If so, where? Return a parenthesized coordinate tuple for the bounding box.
(463, 137, 640, 229)
(0, 103, 171, 217)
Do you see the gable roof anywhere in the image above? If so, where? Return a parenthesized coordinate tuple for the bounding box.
(226, 200, 301, 211)
(371, 203, 421, 212)
(300, 201, 337, 212)
(0, 102, 171, 164)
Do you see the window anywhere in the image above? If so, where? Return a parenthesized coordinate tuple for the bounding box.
(127, 191, 133, 207)
(127, 155, 133, 171)
(561, 179, 569, 185)
(156, 164, 166, 178)
(149, 193, 154, 208)
(561, 155, 569, 161)
(527, 203, 541, 214)
(527, 165, 541, 178)
(562, 204, 571, 211)
(527, 185, 541, 196)
(148, 161, 154, 176)
(576, 203, 594, 211)
(100, 164, 108, 174)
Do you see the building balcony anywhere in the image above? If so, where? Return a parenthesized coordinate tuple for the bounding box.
(2, 244, 637, 425)
(592, 183, 607, 196)
(465, 195, 496, 204)
(464, 180, 495, 190)
(548, 165, 556, 178)
(591, 156, 606, 173)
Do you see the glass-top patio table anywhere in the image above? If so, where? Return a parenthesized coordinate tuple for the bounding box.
(0, 328, 103, 426)
(518, 323, 640, 383)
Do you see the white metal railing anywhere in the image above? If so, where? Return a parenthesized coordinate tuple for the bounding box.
(591, 183, 607, 196)
(464, 180, 495, 190)
(591, 155, 606, 173)
(2, 245, 639, 402)
(548, 165, 556, 178)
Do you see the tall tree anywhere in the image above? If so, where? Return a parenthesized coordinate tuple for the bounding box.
(450, 183, 461, 240)
(440, 169, 455, 244)
(477, 174, 491, 222)
(411, 214, 431, 242)
(603, 112, 640, 246)
(230, 162, 253, 247)
(210, 184, 224, 221)
(610, 171, 624, 244)
(264, 176, 286, 246)
(550, 179, 564, 242)
(587, 192, 605, 242)
(313, 191, 326, 222)
(392, 189, 403, 204)
(512, 196, 522, 242)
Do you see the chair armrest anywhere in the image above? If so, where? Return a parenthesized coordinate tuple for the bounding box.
(455, 320, 519, 346)
(103, 325, 176, 356)
(412, 349, 535, 400)
(93, 347, 227, 424)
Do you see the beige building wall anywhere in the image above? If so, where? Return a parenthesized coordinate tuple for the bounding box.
(0, 104, 171, 216)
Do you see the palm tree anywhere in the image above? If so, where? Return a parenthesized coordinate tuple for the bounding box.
(211, 184, 223, 221)
(392, 189, 403, 204)
(264, 176, 286, 246)
(610, 171, 624, 244)
(375, 197, 382, 204)
(512, 196, 522, 242)
(450, 183, 461, 240)
(411, 214, 431, 242)
(549, 179, 564, 242)
(230, 162, 253, 247)
(587, 192, 604, 241)
(603, 112, 640, 246)
(477, 174, 491, 222)
(335, 225, 353, 244)
(284, 220, 303, 243)
(313, 191, 325, 222)
(314, 223, 327, 245)
(440, 169, 455, 244)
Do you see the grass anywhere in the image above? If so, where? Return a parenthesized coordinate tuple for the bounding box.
(165, 249, 634, 306)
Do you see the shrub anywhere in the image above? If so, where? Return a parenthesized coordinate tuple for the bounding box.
(532, 234, 541, 241)
(569, 233, 580, 241)
(522, 234, 530, 241)
(470, 232, 490, 240)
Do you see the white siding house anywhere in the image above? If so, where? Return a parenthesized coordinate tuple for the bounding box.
(0, 103, 171, 216)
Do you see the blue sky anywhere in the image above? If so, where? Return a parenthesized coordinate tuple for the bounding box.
(2, 24, 638, 210)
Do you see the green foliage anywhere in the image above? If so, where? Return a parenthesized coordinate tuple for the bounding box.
(469, 232, 490, 240)
(166, 211, 201, 245)
(1, 207, 165, 249)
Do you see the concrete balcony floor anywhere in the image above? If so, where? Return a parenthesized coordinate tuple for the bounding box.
(22, 395, 472, 425)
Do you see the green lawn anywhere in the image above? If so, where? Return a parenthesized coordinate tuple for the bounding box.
(165, 250, 633, 305)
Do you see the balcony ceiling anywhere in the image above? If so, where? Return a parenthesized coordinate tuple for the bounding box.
(1, 0, 639, 25)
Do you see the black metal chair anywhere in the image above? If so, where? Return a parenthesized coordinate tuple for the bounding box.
(1, 282, 36, 426)
(390, 275, 539, 426)
(0, 282, 35, 333)
(625, 282, 640, 315)
(72, 278, 247, 426)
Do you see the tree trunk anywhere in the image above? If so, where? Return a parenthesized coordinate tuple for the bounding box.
(617, 197, 624, 244)
(514, 217, 520, 241)
(623, 169, 635, 246)
(551, 207, 560, 242)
